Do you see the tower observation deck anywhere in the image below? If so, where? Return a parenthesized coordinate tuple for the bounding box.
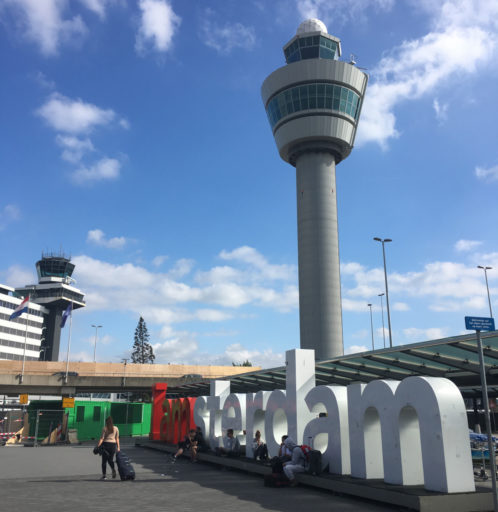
(261, 19, 368, 360)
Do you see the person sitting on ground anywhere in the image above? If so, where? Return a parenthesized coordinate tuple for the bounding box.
(282, 437, 306, 486)
(215, 428, 241, 457)
(172, 429, 198, 463)
(194, 426, 208, 453)
(97, 416, 120, 480)
(252, 430, 268, 461)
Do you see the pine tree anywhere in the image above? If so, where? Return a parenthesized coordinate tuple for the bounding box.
(131, 316, 155, 364)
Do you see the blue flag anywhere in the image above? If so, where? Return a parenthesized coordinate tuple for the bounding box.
(61, 302, 73, 328)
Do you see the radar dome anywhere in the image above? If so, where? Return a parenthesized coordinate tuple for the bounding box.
(296, 18, 328, 35)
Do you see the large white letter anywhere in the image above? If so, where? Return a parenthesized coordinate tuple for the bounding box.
(206, 380, 230, 449)
(222, 393, 246, 446)
(265, 349, 315, 455)
(348, 377, 475, 493)
(246, 391, 270, 457)
(303, 385, 350, 474)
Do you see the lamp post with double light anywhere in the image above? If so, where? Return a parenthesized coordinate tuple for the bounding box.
(374, 238, 393, 348)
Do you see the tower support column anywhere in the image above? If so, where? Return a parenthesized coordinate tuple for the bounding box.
(296, 151, 343, 360)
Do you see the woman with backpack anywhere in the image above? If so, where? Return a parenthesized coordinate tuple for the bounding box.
(97, 416, 120, 480)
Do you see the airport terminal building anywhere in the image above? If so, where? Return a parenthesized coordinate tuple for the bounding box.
(0, 284, 47, 361)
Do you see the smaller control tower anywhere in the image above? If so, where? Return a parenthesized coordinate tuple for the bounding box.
(262, 19, 367, 360)
(16, 252, 85, 361)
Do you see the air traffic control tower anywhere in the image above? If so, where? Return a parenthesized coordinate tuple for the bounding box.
(16, 253, 86, 361)
(261, 19, 367, 360)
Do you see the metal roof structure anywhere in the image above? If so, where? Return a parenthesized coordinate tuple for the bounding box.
(166, 331, 498, 399)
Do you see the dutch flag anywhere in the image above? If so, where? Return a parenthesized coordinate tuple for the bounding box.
(10, 296, 29, 321)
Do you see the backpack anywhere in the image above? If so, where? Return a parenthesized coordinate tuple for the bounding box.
(300, 444, 312, 461)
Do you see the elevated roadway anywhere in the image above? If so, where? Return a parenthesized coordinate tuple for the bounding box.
(0, 360, 257, 396)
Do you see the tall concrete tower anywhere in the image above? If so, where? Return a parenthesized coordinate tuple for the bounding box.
(261, 19, 367, 360)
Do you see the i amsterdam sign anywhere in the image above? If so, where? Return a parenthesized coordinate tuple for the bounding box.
(152, 349, 475, 494)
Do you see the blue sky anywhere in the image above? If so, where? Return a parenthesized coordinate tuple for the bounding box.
(1, 0, 498, 368)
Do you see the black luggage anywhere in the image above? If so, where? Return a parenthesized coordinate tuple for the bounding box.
(306, 449, 322, 476)
(116, 451, 136, 481)
(264, 472, 290, 487)
(270, 456, 283, 473)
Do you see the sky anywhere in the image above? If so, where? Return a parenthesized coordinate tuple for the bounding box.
(1, 0, 498, 368)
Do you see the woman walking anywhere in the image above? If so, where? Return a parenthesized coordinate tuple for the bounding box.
(97, 416, 120, 480)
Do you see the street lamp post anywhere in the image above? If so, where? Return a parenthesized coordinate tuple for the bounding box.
(374, 237, 393, 348)
(367, 303, 374, 351)
(477, 266, 493, 318)
(378, 293, 386, 348)
(91, 325, 102, 363)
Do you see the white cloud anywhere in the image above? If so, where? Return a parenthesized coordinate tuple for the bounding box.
(33, 71, 56, 90)
(201, 11, 256, 55)
(168, 258, 195, 279)
(72, 157, 121, 184)
(135, 0, 181, 55)
(296, 0, 394, 27)
(2, 0, 87, 56)
(56, 135, 94, 163)
(356, 1, 497, 147)
(78, 0, 113, 19)
(2, 264, 36, 288)
(393, 302, 410, 311)
(475, 165, 498, 182)
(343, 256, 498, 315)
(219, 246, 296, 282)
(86, 228, 128, 249)
(153, 336, 284, 368)
(433, 98, 448, 123)
(37, 93, 116, 134)
(345, 344, 369, 355)
(72, 247, 299, 322)
(152, 255, 168, 267)
(455, 239, 482, 252)
(0, 204, 21, 230)
(402, 327, 448, 342)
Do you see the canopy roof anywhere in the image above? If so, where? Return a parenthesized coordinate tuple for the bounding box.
(166, 331, 498, 399)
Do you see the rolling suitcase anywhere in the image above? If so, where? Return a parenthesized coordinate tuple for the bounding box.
(306, 449, 322, 475)
(116, 451, 136, 481)
(301, 444, 322, 476)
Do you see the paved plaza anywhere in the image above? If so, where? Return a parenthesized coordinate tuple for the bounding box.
(0, 441, 399, 512)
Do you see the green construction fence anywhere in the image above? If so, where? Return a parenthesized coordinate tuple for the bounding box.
(28, 400, 152, 441)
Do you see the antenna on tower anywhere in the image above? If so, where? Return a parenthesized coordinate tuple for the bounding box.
(349, 53, 357, 65)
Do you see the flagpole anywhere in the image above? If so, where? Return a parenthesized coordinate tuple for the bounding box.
(20, 296, 30, 385)
(64, 302, 73, 385)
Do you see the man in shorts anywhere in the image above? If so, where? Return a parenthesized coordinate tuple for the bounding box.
(171, 429, 198, 463)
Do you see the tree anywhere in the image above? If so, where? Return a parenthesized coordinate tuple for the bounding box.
(232, 359, 252, 367)
(131, 317, 155, 364)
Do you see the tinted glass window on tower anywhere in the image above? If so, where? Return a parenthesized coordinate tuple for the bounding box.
(284, 36, 337, 64)
(266, 83, 361, 129)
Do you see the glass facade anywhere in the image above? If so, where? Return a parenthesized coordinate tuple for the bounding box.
(284, 35, 338, 64)
(266, 83, 361, 129)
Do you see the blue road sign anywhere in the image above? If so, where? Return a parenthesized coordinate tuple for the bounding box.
(465, 316, 495, 331)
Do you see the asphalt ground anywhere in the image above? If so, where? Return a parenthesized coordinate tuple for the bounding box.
(0, 441, 402, 512)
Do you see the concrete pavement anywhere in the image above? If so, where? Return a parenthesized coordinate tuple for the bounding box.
(0, 441, 399, 512)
